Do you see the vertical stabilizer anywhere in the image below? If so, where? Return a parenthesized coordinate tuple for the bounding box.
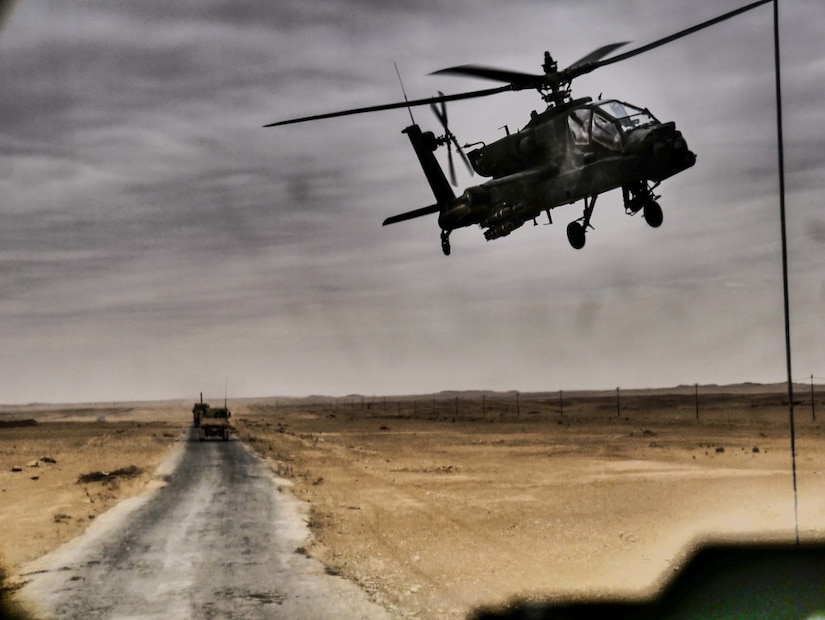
(403, 124, 455, 205)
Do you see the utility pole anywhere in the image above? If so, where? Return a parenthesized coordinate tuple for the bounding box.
(695, 383, 700, 420)
(772, 0, 798, 545)
(812, 375, 816, 421)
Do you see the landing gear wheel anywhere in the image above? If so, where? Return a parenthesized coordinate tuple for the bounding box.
(567, 221, 586, 250)
(440, 230, 451, 256)
(643, 201, 663, 228)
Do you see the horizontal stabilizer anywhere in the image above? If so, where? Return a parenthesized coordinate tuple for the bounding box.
(382, 204, 441, 226)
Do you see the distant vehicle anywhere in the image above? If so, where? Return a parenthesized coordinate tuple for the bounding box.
(198, 406, 231, 442)
(192, 393, 209, 428)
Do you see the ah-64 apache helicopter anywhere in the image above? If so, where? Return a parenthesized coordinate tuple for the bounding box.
(267, 0, 769, 256)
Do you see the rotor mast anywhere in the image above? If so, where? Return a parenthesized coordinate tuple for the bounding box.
(540, 52, 569, 106)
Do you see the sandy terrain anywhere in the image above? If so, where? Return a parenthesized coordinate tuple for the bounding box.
(232, 388, 825, 618)
(0, 402, 187, 593)
(1, 388, 823, 619)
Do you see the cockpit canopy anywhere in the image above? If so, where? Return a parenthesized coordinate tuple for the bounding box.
(568, 100, 658, 150)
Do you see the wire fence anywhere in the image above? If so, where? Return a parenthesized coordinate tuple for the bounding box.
(258, 378, 824, 424)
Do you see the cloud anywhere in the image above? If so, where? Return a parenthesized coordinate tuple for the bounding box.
(0, 0, 821, 402)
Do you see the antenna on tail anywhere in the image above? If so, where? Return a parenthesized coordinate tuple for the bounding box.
(394, 62, 415, 125)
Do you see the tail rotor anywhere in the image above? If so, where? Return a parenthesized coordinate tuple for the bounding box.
(430, 92, 473, 185)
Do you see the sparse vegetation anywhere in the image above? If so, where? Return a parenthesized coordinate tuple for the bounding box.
(0, 419, 37, 428)
(76, 465, 144, 484)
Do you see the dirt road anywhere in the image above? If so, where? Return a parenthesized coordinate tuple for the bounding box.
(19, 428, 392, 620)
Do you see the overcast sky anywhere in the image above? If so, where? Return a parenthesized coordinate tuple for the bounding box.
(0, 0, 822, 404)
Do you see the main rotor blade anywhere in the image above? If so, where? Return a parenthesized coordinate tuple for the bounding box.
(434, 43, 630, 90)
(266, 0, 771, 128)
(265, 85, 511, 127)
(590, 0, 771, 72)
(431, 65, 543, 85)
(566, 42, 630, 71)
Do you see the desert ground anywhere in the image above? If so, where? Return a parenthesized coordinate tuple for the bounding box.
(2, 386, 824, 619)
(0, 404, 186, 596)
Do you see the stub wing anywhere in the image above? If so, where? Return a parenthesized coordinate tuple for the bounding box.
(382, 204, 440, 226)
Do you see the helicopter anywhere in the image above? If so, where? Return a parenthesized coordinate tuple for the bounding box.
(266, 0, 770, 256)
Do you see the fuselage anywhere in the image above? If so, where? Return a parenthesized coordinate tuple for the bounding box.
(438, 98, 695, 235)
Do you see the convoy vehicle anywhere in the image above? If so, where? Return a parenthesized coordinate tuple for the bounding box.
(198, 406, 231, 441)
(192, 400, 209, 427)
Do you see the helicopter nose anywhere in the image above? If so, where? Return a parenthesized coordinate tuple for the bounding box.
(644, 126, 696, 179)
(654, 134, 695, 169)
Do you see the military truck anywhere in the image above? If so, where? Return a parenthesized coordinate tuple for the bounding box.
(198, 406, 231, 441)
(192, 401, 209, 427)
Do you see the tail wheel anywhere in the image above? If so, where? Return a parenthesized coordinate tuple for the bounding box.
(643, 200, 663, 228)
(440, 230, 451, 256)
(567, 221, 586, 250)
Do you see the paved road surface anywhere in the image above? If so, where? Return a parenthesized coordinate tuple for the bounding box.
(20, 429, 392, 620)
